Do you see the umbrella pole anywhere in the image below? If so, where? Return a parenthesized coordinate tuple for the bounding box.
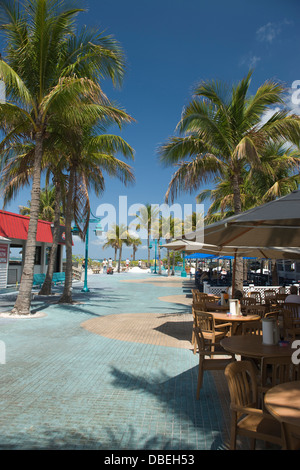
(232, 252, 237, 297)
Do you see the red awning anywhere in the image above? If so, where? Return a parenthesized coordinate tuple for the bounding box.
(0, 210, 64, 244)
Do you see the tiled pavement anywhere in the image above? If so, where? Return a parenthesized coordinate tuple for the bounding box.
(0, 273, 244, 450)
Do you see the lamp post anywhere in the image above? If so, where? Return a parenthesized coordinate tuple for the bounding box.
(149, 240, 158, 274)
(72, 211, 103, 292)
(181, 250, 187, 277)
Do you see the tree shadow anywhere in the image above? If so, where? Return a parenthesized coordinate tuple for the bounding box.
(109, 366, 231, 450)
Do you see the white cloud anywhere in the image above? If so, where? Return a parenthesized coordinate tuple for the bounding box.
(239, 52, 261, 69)
(256, 19, 292, 44)
(256, 22, 279, 43)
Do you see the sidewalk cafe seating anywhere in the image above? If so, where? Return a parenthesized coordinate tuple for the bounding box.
(194, 326, 235, 399)
(225, 360, 283, 450)
(194, 311, 232, 352)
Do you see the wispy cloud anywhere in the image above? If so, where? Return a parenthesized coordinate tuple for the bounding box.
(256, 19, 292, 44)
(239, 52, 261, 69)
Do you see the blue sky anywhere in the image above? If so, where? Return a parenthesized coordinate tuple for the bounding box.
(2, 0, 300, 260)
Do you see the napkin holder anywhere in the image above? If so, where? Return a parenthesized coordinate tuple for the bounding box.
(262, 318, 279, 345)
(229, 299, 240, 316)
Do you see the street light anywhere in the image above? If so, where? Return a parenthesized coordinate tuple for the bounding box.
(149, 239, 158, 274)
(72, 211, 103, 292)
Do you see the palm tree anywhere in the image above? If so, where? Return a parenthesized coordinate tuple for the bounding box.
(0, 0, 127, 315)
(19, 185, 64, 222)
(57, 119, 135, 303)
(103, 224, 131, 273)
(159, 72, 300, 289)
(197, 141, 300, 285)
(129, 236, 142, 261)
(134, 204, 159, 267)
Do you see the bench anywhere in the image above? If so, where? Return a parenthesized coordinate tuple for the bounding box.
(52, 272, 65, 286)
(33, 274, 46, 287)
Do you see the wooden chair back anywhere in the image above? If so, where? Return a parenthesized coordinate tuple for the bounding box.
(194, 311, 214, 333)
(275, 293, 287, 304)
(248, 291, 262, 304)
(244, 304, 266, 318)
(260, 356, 300, 410)
(225, 360, 283, 449)
(241, 297, 256, 307)
(194, 326, 234, 399)
(225, 360, 258, 411)
(241, 320, 262, 336)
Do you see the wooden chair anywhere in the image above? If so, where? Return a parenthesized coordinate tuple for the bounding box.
(259, 356, 300, 410)
(281, 303, 300, 340)
(194, 310, 232, 352)
(224, 360, 283, 450)
(191, 297, 207, 353)
(194, 326, 235, 399)
(275, 293, 287, 305)
(240, 297, 256, 314)
(241, 320, 262, 336)
(264, 290, 277, 307)
(249, 291, 262, 304)
(244, 304, 266, 319)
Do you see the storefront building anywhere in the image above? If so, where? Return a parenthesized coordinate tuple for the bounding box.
(0, 210, 66, 288)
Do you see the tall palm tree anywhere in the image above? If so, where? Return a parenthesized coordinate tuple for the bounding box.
(134, 204, 159, 267)
(197, 141, 300, 285)
(159, 72, 300, 289)
(57, 119, 135, 303)
(129, 236, 142, 261)
(0, 0, 127, 315)
(103, 224, 131, 273)
(0, 139, 67, 295)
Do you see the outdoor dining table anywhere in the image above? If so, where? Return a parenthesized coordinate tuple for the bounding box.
(220, 334, 293, 358)
(264, 381, 300, 429)
(210, 312, 261, 335)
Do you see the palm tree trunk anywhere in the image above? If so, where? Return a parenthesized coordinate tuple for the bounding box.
(167, 239, 171, 276)
(118, 245, 122, 273)
(172, 251, 175, 275)
(59, 168, 74, 304)
(147, 234, 150, 268)
(11, 128, 43, 315)
(232, 171, 243, 293)
(271, 259, 279, 285)
(39, 181, 61, 295)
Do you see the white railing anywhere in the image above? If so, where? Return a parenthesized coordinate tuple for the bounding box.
(203, 282, 298, 302)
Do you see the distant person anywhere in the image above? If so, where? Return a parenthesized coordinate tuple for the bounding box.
(108, 258, 113, 268)
(126, 258, 130, 270)
(234, 289, 244, 301)
(138, 259, 142, 268)
(102, 258, 107, 273)
(285, 285, 300, 316)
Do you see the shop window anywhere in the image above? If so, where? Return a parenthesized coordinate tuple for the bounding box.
(34, 246, 42, 265)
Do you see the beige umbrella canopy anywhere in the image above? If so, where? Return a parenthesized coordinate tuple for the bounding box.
(161, 240, 300, 259)
(191, 190, 300, 248)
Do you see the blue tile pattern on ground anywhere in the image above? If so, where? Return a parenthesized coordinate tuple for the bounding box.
(0, 274, 228, 450)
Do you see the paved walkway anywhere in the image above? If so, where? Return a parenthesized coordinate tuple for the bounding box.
(0, 273, 234, 450)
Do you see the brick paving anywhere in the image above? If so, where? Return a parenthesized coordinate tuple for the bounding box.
(0, 273, 238, 450)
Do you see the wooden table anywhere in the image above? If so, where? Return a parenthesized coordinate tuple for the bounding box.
(264, 381, 300, 428)
(220, 334, 293, 358)
(210, 312, 261, 335)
